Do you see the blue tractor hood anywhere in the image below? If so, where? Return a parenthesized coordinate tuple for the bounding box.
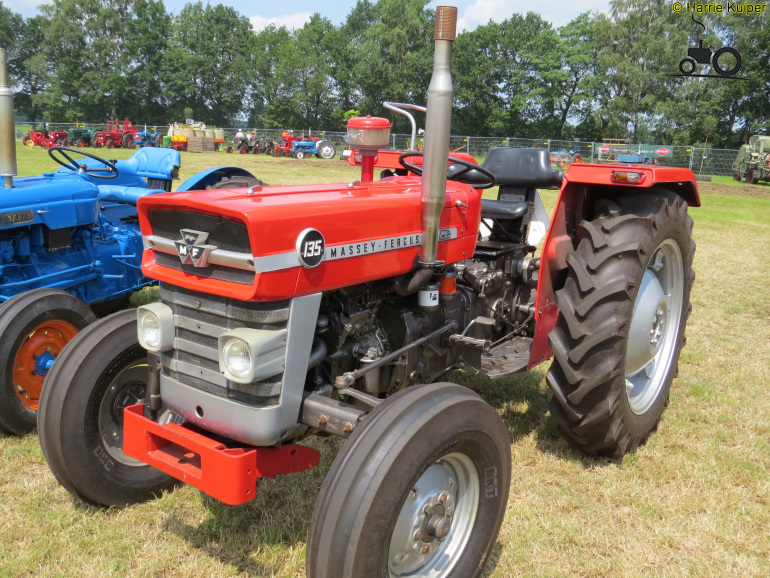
(1, 175, 100, 230)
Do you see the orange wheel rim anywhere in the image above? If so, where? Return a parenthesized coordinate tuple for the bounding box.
(12, 320, 79, 410)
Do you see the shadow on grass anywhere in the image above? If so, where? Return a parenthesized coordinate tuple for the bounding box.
(160, 436, 340, 576)
(448, 368, 623, 469)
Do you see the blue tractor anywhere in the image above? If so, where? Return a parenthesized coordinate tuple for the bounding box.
(0, 50, 261, 435)
(290, 137, 337, 160)
(0, 145, 261, 435)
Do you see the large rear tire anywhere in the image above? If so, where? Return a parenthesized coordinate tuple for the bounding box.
(0, 289, 96, 435)
(307, 383, 510, 578)
(316, 141, 336, 159)
(547, 189, 695, 457)
(38, 310, 176, 506)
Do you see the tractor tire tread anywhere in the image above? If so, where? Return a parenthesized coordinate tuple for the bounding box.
(546, 189, 695, 457)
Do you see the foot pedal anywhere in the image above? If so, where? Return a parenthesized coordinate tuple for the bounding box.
(480, 336, 533, 378)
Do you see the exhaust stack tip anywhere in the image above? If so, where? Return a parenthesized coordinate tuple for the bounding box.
(435, 6, 458, 41)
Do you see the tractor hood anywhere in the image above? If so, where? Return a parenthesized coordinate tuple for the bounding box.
(138, 177, 481, 302)
(1, 175, 99, 230)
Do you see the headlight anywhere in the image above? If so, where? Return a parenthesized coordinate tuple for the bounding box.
(222, 338, 252, 378)
(218, 327, 288, 384)
(140, 313, 161, 348)
(136, 303, 174, 352)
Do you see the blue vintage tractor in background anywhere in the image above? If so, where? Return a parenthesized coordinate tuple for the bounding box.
(291, 137, 337, 160)
(0, 52, 262, 436)
(0, 144, 261, 435)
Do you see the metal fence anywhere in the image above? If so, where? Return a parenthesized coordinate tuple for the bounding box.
(18, 122, 739, 177)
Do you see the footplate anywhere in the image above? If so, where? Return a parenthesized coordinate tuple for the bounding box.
(480, 336, 533, 379)
(123, 404, 320, 505)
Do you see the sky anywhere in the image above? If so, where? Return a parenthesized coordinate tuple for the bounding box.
(6, 0, 612, 32)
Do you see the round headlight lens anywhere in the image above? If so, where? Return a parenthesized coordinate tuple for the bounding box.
(140, 312, 161, 349)
(224, 339, 252, 378)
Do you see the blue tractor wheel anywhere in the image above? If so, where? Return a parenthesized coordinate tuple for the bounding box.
(0, 289, 96, 435)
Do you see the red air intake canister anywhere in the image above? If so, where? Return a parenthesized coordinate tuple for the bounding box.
(346, 115, 391, 182)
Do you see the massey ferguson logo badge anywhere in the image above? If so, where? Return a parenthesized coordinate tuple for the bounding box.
(174, 229, 217, 268)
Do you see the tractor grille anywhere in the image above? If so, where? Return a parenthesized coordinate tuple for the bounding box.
(147, 210, 255, 285)
(159, 284, 290, 406)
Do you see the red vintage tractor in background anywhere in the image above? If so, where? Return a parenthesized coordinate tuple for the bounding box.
(38, 7, 698, 577)
(24, 128, 69, 148)
(92, 118, 138, 149)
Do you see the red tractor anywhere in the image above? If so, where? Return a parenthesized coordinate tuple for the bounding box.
(38, 8, 698, 577)
(272, 130, 299, 156)
(24, 129, 69, 148)
(92, 118, 138, 149)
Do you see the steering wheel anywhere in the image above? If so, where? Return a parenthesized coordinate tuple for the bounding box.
(398, 151, 497, 189)
(48, 146, 119, 179)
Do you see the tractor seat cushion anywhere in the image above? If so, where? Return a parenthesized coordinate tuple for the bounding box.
(481, 147, 563, 189)
(480, 199, 530, 219)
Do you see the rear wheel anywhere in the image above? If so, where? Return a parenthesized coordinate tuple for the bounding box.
(38, 310, 176, 506)
(317, 141, 336, 159)
(547, 189, 695, 457)
(0, 289, 96, 435)
(307, 383, 510, 578)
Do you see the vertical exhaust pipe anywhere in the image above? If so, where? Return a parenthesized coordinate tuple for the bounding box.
(0, 48, 17, 188)
(420, 6, 457, 267)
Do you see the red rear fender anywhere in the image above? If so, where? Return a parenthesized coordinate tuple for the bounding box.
(528, 163, 700, 368)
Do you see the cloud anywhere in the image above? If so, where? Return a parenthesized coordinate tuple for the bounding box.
(249, 12, 313, 32)
(457, 0, 609, 32)
(5, 0, 47, 18)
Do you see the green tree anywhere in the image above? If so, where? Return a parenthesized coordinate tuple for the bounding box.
(161, 2, 253, 125)
(340, 0, 433, 130)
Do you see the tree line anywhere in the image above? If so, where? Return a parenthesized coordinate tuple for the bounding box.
(1, 0, 768, 148)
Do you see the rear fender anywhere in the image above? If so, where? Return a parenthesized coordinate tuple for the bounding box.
(177, 167, 259, 192)
(528, 163, 700, 369)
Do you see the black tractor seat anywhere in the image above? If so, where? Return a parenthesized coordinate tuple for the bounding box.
(481, 146, 563, 189)
(478, 147, 563, 220)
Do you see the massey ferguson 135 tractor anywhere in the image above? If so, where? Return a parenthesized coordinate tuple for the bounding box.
(37, 9, 698, 577)
(0, 49, 260, 436)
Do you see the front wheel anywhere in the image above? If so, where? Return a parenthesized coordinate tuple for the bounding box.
(38, 309, 176, 506)
(307, 383, 511, 578)
(547, 189, 695, 457)
(0, 290, 96, 434)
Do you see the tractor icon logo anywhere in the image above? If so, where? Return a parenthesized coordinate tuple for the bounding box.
(675, 15, 744, 79)
(679, 40, 741, 77)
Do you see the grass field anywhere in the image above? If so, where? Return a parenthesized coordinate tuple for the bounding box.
(1, 144, 769, 576)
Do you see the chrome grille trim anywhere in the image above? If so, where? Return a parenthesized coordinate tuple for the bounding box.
(144, 235, 256, 272)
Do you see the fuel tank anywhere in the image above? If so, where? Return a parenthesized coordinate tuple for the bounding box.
(138, 176, 482, 301)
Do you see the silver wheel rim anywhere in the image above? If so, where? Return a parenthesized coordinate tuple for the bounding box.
(625, 238, 684, 415)
(99, 361, 147, 465)
(388, 452, 479, 577)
